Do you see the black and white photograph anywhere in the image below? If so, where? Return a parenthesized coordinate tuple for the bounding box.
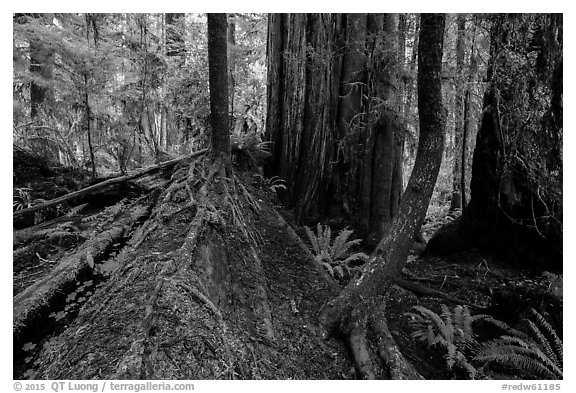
(10, 8, 564, 387)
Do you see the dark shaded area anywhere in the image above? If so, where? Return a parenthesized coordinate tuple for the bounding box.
(459, 14, 562, 272)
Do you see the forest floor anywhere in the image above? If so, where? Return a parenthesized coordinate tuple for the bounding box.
(13, 149, 562, 380)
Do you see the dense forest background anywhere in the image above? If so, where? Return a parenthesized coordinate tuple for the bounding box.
(12, 13, 562, 381)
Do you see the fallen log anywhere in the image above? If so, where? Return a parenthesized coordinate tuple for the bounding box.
(13, 149, 207, 220)
(13, 201, 152, 347)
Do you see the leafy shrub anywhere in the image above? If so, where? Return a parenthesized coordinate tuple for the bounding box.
(305, 223, 368, 279)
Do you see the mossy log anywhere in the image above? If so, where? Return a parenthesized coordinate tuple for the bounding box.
(13, 202, 151, 348)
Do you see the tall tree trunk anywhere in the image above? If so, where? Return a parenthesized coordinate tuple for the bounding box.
(461, 14, 562, 270)
(83, 73, 96, 179)
(84, 14, 96, 179)
(450, 14, 466, 211)
(460, 22, 480, 211)
(319, 14, 446, 379)
(392, 14, 407, 215)
(364, 14, 402, 243)
(165, 13, 185, 151)
(337, 13, 368, 231)
(266, 13, 402, 243)
(265, 13, 285, 175)
(227, 16, 236, 129)
(207, 13, 232, 173)
(28, 14, 54, 119)
(267, 14, 339, 221)
(403, 15, 419, 160)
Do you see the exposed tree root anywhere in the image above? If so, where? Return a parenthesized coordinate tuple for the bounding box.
(371, 307, 423, 379)
(327, 298, 424, 380)
(178, 282, 223, 324)
(348, 318, 375, 379)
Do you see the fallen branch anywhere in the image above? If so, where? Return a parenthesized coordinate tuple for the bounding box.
(394, 277, 484, 309)
(14, 149, 207, 220)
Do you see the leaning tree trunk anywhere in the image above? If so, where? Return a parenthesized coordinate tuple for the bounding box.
(319, 13, 447, 380)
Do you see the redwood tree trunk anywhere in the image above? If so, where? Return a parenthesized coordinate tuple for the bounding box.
(461, 14, 562, 270)
(266, 13, 402, 243)
(227, 16, 236, 129)
(319, 13, 446, 379)
(207, 13, 232, 172)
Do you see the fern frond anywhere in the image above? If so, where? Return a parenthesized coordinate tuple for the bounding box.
(454, 305, 464, 328)
(525, 319, 559, 366)
(459, 305, 474, 338)
(474, 315, 527, 338)
(441, 304, 454, 342)
(82, 213, 100, 223)
(341, 252, 369, 265)
(411, 305, 448, 336)
(446, 341, 457, 368)
(333, 265, 344, 278)
(65, 203, 88, 218)
(476, 338, 562, 379)
(320, 224, 331, 254)
(304, 226, 320, 255)
(475, 351, 561, 379)
(528, 309, 563, 365)
(330, 228, 351, 259)
(322, 262, 334, 278)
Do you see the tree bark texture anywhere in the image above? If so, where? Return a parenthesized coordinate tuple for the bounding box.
(266, 14, 403, 242)
(450, 14, 466, 211)
(461, 14, 562, 270)
(319, 13, 446, 379)
(227, 16, 236, 128)
(207, 13, 232, 172)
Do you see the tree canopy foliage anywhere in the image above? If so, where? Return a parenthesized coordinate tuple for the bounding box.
(13, 13, 267, 175)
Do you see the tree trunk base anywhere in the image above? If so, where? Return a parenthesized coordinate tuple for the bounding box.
(15, 158, 353, 379)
